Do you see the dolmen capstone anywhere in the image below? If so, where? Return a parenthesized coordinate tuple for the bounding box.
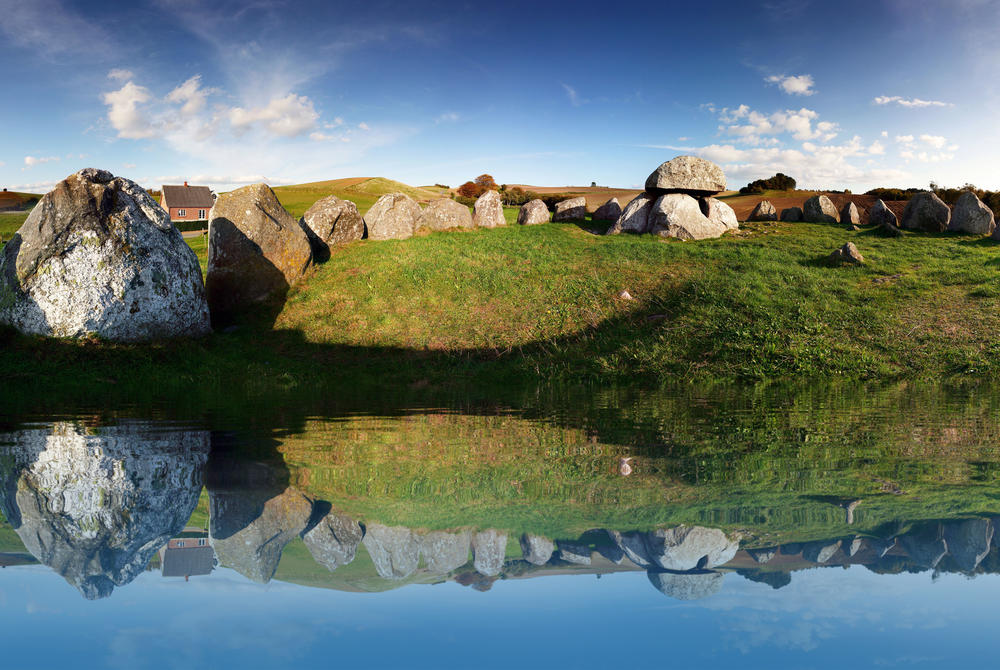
(779, 206, 802, 222)
(517, 199, 550, 225)
(803, 195, 839, 223)
(594, 198, 622, 222)
(364, 192, 422, 240)
(0, 168, 210, 341)
(949, 191, 995, 235)
(207, 183, 313, 328)
(901, 192, 951, 232)
(300, 195, 364, 262)
(749, 200, 778, 222)
(553, 196, 587, 222)
(416, 198, 474, 232)
(473, 190, 505, 228)
(607, 156, 736, 240)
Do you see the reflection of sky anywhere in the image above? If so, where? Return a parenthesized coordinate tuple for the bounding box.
(0, 565, 997, 669)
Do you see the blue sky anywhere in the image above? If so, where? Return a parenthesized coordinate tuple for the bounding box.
(2, 0, 998, 194)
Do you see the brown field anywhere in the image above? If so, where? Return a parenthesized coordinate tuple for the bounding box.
(508, 184, 644, 212)
(718, 191, 907, 225)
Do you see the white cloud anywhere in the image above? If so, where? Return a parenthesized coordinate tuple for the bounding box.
(435, 112, 460, 124)
(895, 134, 915, 144)
(868, 141, 886, 155)
(23, 155, 60, 169)
(308, 132, 349, 142)
(874, 96, 953, 108)
(102, 81, 156, 139)
(561, 83, 582, 107)
(881, 130, 889, 138)
(717, 105, 838, 144)
(108, 68, 134, 82)
(919, 134, 947, 149)
(164, 75, 213, 116)
(766, 74, 815, 96)
(123, 163, 136, 169)
(229, 94, 319, 137)
(324, 118, 344, 129)
(358, 122, 370, 131)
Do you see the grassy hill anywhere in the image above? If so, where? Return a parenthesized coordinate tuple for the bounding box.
(272, 177, 445, 217)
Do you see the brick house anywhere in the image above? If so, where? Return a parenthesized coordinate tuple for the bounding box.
(160, 182, 215, 221)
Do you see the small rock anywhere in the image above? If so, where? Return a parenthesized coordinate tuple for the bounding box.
(553, 197, 587, 222)
(749, 200, 777, 222)
(473, 190, 505, 228)
(829, 242, 864, 265)
(617, 289, 633, 301)
(364, 192, 422, 241)
(593, 198, 622, 222)
(901, 192, 951, 232)
(517, 199, 550, 226)
(803, 195, 839, 223)
(780, 206, 803, 222)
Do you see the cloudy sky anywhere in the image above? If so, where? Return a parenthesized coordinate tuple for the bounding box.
(2, 0, 998, 194)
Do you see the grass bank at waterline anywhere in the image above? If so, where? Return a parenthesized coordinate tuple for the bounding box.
(3, 213, 1000, 400)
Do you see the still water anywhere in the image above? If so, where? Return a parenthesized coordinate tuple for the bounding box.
(1, 383, 998, 669)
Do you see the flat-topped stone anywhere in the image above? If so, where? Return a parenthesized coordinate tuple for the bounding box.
(645, 156, 726, 196)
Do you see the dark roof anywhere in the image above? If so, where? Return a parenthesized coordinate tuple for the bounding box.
(161, 545, 216, 578)
(161, 184, 215, 209)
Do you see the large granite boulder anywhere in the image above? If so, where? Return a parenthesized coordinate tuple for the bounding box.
(701, 197, 739, 230)
(841, 202, 861, 226)
(899, 524, 947, 569)
(780, 206, 802, 222)
(419, 530, 471, 575)
(472, 529, 507, 576)
(363, 524, 420, 580)
(644, 526, 739, 571)
(647, 570, 724, 600)
(593, 198, 622, 222)
(473, 190, 505, 228)
(517, 199, 550, 226)
(649, 194, 728, 240)
(520, 533, 555, 565)
(870, 199, 901, 235)
(0, 169, 210, 341)
(300, 195, 364, 262)
(607, 529, 652, 567)
(206, 183, 312, 325)
(942, 519, 994, 572)
(901, 192, 951, 232)
(749, 200, 777, 221)
(557, 541, 592, 565)
(553, 197, 587, 222)
(302, 510, 364, 573)
(645, 156, 726, 196)
(803, 195, 839, 223)
(0, 422, 209, 599)
(607, 193, 654, 234)
(415, 199, 474, 232)
(364, 192, 422, 241)
(949, 191, 995, 235)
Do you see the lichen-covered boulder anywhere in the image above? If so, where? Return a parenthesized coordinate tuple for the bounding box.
(419, 530, 471, 574)
(949, 191, 995, 235)
(553, 196, 587, 222)
(472, 529, 507, 576)
(593, 198, 622, 222)
(803, 195, 839, 223)
(302, 510, 364, 573)
(649, 194, 728, 240)
(473, 190, 505, 228)
(300, 195, 364, 262)
(749, 200, 777, 221)
(517, 199, 550, 226)
(700, 197, 739, 230)
(645, 156, 726, 196)
(840, 202, 861, 227)
(647, 570, 724, 600)
(780, 206, 802, 222)
(206, 183, 312, 325)
(520, 533, 555, 565)
(415, 198, 473, 232)
(364, 192, 422, 240)
(363, 524, 420, 580)
(607, 193, 654, 234)
(0, 169, 210, 341)
(901, 192, 951, 232)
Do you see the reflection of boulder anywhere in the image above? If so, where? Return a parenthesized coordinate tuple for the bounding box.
(899, 524, 947, 569)
(419, 530, 470, 574)
(803, 540, 842, 564)
(210, 487, 313, 583)
(738, 568, 791, 590)
(596, 543, 625, 564)
(557, 541, 592, 565)
(747, 547, 777, 564)
(943, 519, 994, 572)
(647, 570, 724, 600)
(302, 510, 364, 573)
(363, 524, 420, 580)
(520, 533, 554, 565)
(645, 526, 738, 571)
(0, 422, 209, 599)
(472, 529, 507, 576)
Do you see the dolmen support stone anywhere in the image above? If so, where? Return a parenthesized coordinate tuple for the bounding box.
(649, 194, 728, 240)
(416, 198, 474, 232)
(300, 195, 364, 262)
(608, 193, 654, 234)
(949, 191, 995, 235)
(206, 183, 312, 326)
(901, 192, 951, 232)
(749, 200, 777, 221)
(593, 198, 622, 222)
(553, 197, 587, 222)
(517, 199, 550, 225)
(473, 190, 505, 228)
(701, 197, 739, 230)
(364, 192, 422, 240)
(803, 195, 839, 224)
(0, 168, 210, 341)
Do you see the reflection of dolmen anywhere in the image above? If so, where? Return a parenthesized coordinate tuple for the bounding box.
(160, 531, 216, 579)
(0, 422, 209, 599)
(647, 569, 724, 600)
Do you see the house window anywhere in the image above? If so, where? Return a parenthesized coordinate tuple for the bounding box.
(198, 209, 207, 219)
(198, 539, 207, 546)
(176, 540, 186, 547)
(178, 209, 186, 217)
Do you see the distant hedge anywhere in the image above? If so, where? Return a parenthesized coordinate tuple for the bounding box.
(173, 220, 208, 232)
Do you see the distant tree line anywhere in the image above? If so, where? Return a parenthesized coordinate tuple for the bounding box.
(739, 173, 797, 194)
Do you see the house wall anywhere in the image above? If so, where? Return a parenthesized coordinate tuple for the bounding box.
(167, 206, 210, 221)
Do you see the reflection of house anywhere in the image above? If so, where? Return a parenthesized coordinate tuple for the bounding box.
(159, 532, 216, 580)
(160, 182, 215, 222)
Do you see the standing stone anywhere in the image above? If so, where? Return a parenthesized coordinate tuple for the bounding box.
(870, 199, 901, 235)
(593, 198, 623, 222)
(419, 530, 471, 574)
(749, 200, 777, 221)
(206, 183, 312, 325)
(596, 543, 626, 564)
(415, 198, 473, 232)
(472, 529, 507, 576)
(607, 193, 654, 234)
(0, 169, 210, 341)
(364, 192, 422, 241)
(302, 510, 364, 573)
(840, 202, 861, 227)
(556, 541, 592, 565)
(473, 190, 505, 228)
(648, 194, 728, 240)
(828, 242, 864, 265)
(517, 199, 550, 225)
(700, 197, 739, 230)
(900, 192, 951, 232)
(899, 524, 947, 569)
(553, 197, 587, 222)
(780, 206, 802, 222)
(607, 529, 652, 567)
(300, 195, 364, 262)
(803, 195, 839, 223)
(520, 534, 555, 565)
(645, 156, 726, 196)
(949, 191, 996, 235)
(362, 524, 420, 580)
